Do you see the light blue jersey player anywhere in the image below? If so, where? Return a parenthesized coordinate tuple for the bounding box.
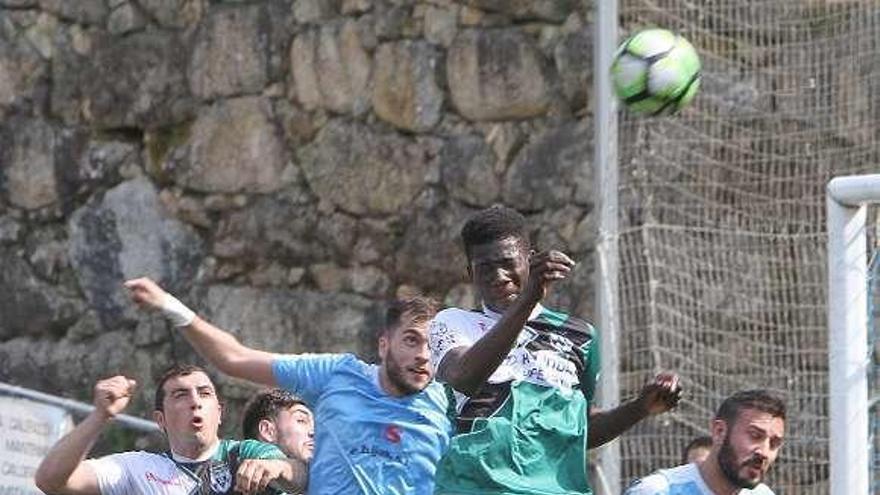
(625, 464, 774, 495)
(273, 353, 454, 493)
(126, 278, 454, 495)
(625, 390, 785, 495)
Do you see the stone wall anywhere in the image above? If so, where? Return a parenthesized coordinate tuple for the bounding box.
(0, 0, 596, 434)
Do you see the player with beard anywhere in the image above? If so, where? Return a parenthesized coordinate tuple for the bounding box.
(125, 278, 454, 495)
(35, 365, 306, 495)
(624, 389, 785, 495)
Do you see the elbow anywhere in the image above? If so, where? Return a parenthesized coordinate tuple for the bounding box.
(443, 369, 480, 397)
(34, 468, 61, 494)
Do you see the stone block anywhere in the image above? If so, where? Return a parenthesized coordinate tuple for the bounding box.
(447, 29, 552, 121)
(372, 40, 443, 132)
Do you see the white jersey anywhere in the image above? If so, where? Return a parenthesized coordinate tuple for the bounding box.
(86, 451, 199, 495)
(624, 463, 775, 495)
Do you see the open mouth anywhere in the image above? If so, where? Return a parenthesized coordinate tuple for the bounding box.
(190, 416, 205, 430)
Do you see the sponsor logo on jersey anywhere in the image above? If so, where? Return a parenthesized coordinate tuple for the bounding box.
(208, 462, 232, 493)
(145, 471, 186, 487)
(384, 424, 402, 444)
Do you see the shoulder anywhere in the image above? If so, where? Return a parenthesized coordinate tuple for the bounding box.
(273, 352, 356, 368)
(432, 307, 482, 325)
(87, 450, 171, 470)
(625, 464, 702, 495)
(223, 438, 286, 460)
(536, 306, 596, 336)
(625, 471, 671, 495)
(746, 484, 776, 495)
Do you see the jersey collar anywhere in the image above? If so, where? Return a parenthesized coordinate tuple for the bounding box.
(481, 302, 545, 322)
(170, 439, 220, 463)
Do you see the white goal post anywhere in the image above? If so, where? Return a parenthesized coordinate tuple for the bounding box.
(827, 173, 880, 495)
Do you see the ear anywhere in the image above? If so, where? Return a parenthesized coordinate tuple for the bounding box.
(711, 418, 727, 444)
(153, 410, 166, 433)
(378, 333, 389, 361)
(258, 419, 277, 442)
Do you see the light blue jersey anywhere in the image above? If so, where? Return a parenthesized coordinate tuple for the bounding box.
(273, 353, 455, 495)
(624, 463, 775, 495)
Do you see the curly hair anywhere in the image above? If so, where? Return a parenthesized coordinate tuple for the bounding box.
(460, 205, 530, 260)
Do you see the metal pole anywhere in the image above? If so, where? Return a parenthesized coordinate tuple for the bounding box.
(826, 174, 880, 495)
(594, 0, 620, 493)
(0, 381, 160, 433)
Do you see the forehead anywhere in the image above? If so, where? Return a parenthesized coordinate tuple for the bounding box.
(469, 237, 527, 263)
(732, 408, 785, 437)
(163, 371, 215, 393)
(287, 404, 313, 418)
(392, 315, 430, 337)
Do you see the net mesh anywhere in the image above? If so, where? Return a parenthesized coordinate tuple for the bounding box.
(616, 2, 880, 493)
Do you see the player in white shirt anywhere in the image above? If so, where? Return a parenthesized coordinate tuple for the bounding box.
(625, 390, 785, 495)
(35, 365, 307, 495)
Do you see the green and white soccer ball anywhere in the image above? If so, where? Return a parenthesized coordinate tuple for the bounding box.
(611, 29, 701, 115)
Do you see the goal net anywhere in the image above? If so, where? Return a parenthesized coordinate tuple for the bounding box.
(615, 2, 880, 493)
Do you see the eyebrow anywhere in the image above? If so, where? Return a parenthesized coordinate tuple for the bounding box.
(170, 385, 214, 395)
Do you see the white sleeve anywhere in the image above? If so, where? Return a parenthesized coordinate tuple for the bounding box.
(85, 453, 136, 495)
(428, 309, 475, 369)
(623, 473, 670, 495)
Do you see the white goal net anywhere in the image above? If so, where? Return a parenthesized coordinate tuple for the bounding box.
(616, 2, 880, 493)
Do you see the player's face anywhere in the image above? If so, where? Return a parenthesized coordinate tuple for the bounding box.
(379, 315, 433, 396)
(155, 372, 222, 450)
(715, 408, 785, 489)
(273, 405, 315, 462)
(468, 236, 530, 312)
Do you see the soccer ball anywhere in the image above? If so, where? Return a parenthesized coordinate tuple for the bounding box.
(611, 29, 701, 115)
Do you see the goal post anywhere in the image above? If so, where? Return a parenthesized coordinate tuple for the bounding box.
(827, 174, 880, 495)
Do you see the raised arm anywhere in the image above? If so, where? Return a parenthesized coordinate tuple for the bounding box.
(587, 372, 682, 448)
(437, 251, 575, 396)
(35, 376, 136, 495)
(125, 278, 277, 386)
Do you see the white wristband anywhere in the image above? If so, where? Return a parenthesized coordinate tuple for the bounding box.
(160, 293, 196, 327)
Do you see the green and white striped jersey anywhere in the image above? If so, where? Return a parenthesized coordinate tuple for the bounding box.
(429, 304, 600, 495)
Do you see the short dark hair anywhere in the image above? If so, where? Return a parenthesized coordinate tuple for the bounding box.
(381, 296, 440, 337)
(682, 435, 713, 463)
(153, 364, 213, 412)
(460, 205, 530, 260)
(715, 389, 786, 425)
(242, 389, 309, 440)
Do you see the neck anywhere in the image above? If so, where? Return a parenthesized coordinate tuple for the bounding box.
(698, 455, 741, 495)
(168, 436, 219, 462)
(378, 365, 406, 397)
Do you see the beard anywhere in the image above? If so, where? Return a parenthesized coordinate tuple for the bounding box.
(717, 431, 764, 489)
(383, 351, 423, 396)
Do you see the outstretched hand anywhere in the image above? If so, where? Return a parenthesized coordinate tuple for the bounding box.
(522, 250, 576, 303)
(93, 375, 137, 419)
(124, 277, 169, 311)
(638, 372, 682, 416)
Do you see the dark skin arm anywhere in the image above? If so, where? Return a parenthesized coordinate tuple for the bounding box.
(437, 250, 576, 396)
(587, 372, 682, 448)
